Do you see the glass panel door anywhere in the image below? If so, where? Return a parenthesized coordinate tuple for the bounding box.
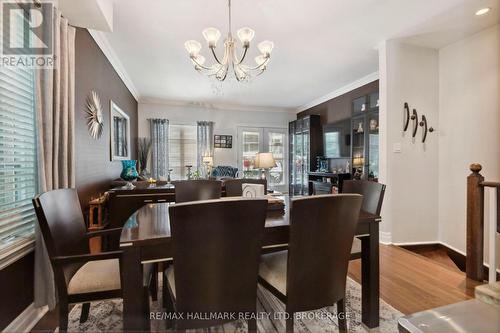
(239, 128, 262, 179)
(264, 129, 287, 192)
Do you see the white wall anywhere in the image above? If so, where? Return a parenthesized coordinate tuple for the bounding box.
(138, 102, 295, 167)
(379, 41, 440, 244)
(438, 25, 500, 265)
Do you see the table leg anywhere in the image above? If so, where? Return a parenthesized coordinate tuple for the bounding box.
(361, 221, 380, 329)
(122, 246, 149, 331)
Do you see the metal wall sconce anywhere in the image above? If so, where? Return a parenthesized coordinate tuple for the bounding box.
(419, 115, 434, 143)
(403, 102, 434, 143)
(403, 103, 410, 132)
(411, 109, 419, 138)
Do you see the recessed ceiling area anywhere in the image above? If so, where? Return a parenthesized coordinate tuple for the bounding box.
(98, 0, 499, 109)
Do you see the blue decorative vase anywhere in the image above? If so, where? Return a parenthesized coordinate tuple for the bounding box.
(121, 160, 139, 181)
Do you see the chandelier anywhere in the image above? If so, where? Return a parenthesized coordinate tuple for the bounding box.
(184, 0, 274, 82)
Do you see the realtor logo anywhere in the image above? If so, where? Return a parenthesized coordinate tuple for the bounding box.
(1, 1, 55, 68)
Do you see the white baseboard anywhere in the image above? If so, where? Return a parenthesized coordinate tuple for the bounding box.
(379, 231, 392, 245)
(392, 240, 439, 246)
(2, 303, 48, 333)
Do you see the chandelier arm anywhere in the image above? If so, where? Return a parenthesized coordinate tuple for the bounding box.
(191, 56, 222, 72)
(210, 47, 223, 65)
(243, 56, 271, 71)
(235, 46, 249, 65)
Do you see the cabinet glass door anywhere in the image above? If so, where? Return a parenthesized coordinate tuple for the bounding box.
(368, 112, 379, 181)
(351, 116, 365, 178)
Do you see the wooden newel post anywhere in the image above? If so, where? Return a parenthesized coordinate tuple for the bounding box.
(466, 163, 484, 281)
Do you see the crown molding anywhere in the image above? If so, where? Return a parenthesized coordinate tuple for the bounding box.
(139, 97, 297, 114)
(87, 29, 140, 101)
(296, 71, 379, 113)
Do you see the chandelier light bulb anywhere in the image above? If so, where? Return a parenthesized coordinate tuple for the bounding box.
(202, 27, 221, 47)
(185, 40, 202, 55)
(237, 27, 255, 46)
(258, 40, 274, 55)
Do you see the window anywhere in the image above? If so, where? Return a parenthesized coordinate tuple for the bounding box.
(169, 124, 198, 180)
(237, 127, 288, 192)
(0, 9, 37, 264)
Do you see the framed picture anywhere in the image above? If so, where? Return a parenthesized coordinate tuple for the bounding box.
(214, 135, 232, 148)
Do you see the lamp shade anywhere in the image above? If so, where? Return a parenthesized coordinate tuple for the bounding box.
(202, 156, 214, 166)
(254, 153, 276, 169)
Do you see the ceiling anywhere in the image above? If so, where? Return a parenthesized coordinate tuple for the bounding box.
(98, 0, 499, 110)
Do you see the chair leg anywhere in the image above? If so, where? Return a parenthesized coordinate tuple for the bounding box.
(80, 302, 90, 323)
(58, 302, 69, 333)
(248, 317, 257, 333)
(337, 298, 347, 333)
(149, 263, 158, 301)
(286, 311, 294, 333)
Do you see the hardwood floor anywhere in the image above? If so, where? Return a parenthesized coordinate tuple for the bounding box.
(32, 244, 480, 332)
(348, 244, 480, 315)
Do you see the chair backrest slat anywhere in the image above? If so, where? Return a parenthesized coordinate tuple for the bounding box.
(168, 198, 268, 329)
(286, 194, 363, 312)
(33, 189, 89, 258)
(224, 179, 267, 197)
(342, 180, 386, 215)
(172, 180, 222, 203)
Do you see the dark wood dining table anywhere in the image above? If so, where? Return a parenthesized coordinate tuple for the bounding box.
(119, 196, 381, 331)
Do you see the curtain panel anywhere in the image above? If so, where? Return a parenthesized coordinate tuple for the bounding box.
(34, 11, 76, 310)
(149, 119, 169, 179)
(197, 121, 214, 174)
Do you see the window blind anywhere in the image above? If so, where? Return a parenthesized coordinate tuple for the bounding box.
(169, 124, 198, 180)
(0, 10, 37, 263)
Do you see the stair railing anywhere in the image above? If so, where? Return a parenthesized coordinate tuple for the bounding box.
(467, 163, 499, 283)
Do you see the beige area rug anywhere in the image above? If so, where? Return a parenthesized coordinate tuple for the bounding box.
(68, 277, 402, 332)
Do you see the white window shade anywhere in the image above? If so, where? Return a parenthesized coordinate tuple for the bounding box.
(0, 64, 37, 264)
(169, 124, 198, 180)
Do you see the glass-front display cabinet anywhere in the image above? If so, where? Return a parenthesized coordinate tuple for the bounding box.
(351, 92, 379, 181)
(288, 115, 322, 195)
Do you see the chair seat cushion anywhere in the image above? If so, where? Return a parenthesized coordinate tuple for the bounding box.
(351, 238, 361, 254)
(259, 250, 288, 296)
(68, 259, 121, 295)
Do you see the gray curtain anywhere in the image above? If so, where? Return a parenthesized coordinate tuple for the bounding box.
(149, 119, 169, 179)
(197, 121, 214, 172)
(34, 11, 76, 310)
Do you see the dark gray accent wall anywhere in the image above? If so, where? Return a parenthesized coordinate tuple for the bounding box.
(74, 28, 138, 210)
(298, 81, 379, 125)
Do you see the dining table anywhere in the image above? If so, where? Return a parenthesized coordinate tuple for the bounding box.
(119, 195, 381, 331)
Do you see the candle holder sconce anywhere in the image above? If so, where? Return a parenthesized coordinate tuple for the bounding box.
(419, 115, 434, 143)
(403, 103, 410, 132)
(410, 109, 419, 138)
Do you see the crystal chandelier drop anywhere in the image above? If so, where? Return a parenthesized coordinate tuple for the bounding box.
(184, 0, 274, 82)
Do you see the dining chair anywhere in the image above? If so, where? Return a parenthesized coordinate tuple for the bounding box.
(163, 198, 268, 331)
(172, 179, 222, 203)
(33, 189, 153, 332)
(341, 180, 386, 259)
(258, 194, 363, 333)
(224, 178, 267, 197)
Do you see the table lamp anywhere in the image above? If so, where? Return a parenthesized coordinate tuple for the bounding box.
(254, 152, 277, 180)
(202, 156, 214, 179)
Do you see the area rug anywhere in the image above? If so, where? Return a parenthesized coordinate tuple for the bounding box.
(68, 277, 402, 332)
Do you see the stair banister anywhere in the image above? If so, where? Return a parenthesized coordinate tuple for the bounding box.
(467, 164, 485, 281)
(467, 163, 499, 282)
(488, 187, 497, 284)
